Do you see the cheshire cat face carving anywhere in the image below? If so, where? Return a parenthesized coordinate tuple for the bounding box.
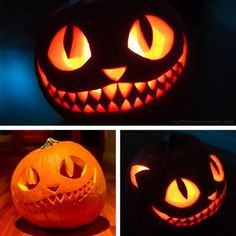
(11, 138, 106, 229)
(36, 0, 188, 117)
(129, 134, 226, 227)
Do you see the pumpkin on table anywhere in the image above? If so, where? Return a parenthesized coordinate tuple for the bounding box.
(11, 138, 106, 229)
(128, 134, 226, 227)
(36, 0, 188, 118)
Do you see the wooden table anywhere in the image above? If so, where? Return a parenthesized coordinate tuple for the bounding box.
(0, 153, 116, 236)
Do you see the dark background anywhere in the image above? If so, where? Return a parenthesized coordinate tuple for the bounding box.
(1, 0, 236, 124)
(121, 130, 236, 235)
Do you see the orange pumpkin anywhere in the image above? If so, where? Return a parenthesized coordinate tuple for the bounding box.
(11, 138, 106, 229)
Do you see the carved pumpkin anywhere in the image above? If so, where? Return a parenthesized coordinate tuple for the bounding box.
(11, 138, 106, 229)
(35, 0, 188, 118)
(128, 134, 226, 227)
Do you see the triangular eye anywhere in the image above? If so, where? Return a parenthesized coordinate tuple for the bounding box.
(128, 15, 174, 60)
(18, 167, 40, 191)
(48, 25, 91, 71)
(130, 164, 150, 188)
(165, 178, 200, 208)
(209, 154, 224, 182)
(60, 156, 85, 179)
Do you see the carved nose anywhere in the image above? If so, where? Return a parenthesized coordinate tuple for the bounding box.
(48, 185, 59, 192)
(102, 66, 126, 82)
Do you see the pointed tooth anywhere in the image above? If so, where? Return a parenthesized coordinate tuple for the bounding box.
(72, 104, 81, 112)
(54, 98, 62, 105)
(48, 195, 56, 205)
(156, 88, 164, 98)
(49, 85, 56, 96)
(66, 192, 72, 199)
(89, 89, 102, 101)
(77, 91, 88, 102)
(108, 101, 119, 112)
(173, 75, 178, 84)
(121, 99, 132, 111)
(173, 63, 178, 73)
(165, 69, 173, 78)
(145, 94, 154, 104)
(83, 105, 95, 113)
(56, 193, 64, 203)
(147, 79, 157, 91)
(133, 97, 143, 108)
(62, 101, 70, 110)
(165, 82, 172, 91)
(68, 92, 76, 103)
(178, 67, 183, 75)
(157, 75, 166, 84)
(135, 82, 146, 93)
(57, 90, 66, 99)
(96, 104, 106, 112)
(118, 83, 133, 98)
(103, 84, 117, 100)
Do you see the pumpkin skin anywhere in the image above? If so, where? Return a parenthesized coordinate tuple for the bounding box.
(35, 0, 188, 118)
(128, 134, 226, 227)
(11, 138, 106, 229)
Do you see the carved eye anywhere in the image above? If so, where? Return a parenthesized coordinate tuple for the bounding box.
(48, 26, 91, 71)
(165, 178, 200, 208)
(128, 15, 174, 60)
(130, 164, 150, 188)
(209, 154, 224, 182)
(18, 167, 40, 191)
(60, 156, 86, 179)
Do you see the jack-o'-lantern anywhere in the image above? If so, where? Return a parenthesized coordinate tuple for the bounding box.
(11, 138, 106, 229)
(35, 0, 188, 119)
(128, 134, 226, 227)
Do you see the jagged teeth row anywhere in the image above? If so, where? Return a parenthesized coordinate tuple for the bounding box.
(21, 178, 94, 213)
(46, 62, 183, 113)
(168, 186, 226, 227)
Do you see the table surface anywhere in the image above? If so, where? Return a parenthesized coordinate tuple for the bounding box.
(0, 153, 116, 236)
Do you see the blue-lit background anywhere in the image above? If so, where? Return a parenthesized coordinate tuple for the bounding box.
(0, 0, 236, 124)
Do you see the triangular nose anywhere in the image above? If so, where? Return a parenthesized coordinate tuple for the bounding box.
(102, 66, 126, 82)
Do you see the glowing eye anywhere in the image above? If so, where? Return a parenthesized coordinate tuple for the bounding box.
(48, 26, 91, 71)
(165, 178, 200, 208)
(128, 15, 174, 60)
(209, 154, 224, 182)
(130, 164, 150, 188)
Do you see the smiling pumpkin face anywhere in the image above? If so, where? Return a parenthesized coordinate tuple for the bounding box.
(129, 134, 226, 227)
(36, 0, 188, 117)
(11, 138, 106, 229)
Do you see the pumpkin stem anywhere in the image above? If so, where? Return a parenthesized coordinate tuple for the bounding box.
(40, 138, 59, 149)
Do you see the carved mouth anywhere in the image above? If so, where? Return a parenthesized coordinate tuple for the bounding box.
(151, 184, 226, 227)
(37, 37, 187, 113)
(20, 172, 96, 213)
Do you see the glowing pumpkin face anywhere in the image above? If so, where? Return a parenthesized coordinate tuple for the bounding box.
(36, 0, 188, 117)
(11, 138, 106, 229)
(129, 134, 226, 227)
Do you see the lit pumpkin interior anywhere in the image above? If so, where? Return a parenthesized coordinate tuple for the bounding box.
(48, 26, 91, 71)
(209, 154, 225, 182)
(128, 15, 174, 60)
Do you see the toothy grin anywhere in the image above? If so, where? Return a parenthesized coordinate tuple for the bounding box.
(20, 173, 96, 213)
(151, 184, 226, 227)
(37, 36, 187, 113)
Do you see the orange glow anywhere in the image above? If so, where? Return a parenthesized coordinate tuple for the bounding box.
(48, 26, 91, 71)
(96, 104, 106, 112)
(179, 34, 188, 67)
(89, 89, 102, 101)
(165, 69, 173, 78)
(103, 84, 117, 100)
(135, 82, 146, 93)
(72, 105, 81, 112)
(128, 15, 174, 60)
(83, 104, 94, 113)
(62, 101, 70, 110)
(133, 97, 143, 108)
(157, 75, 166, 84)
(121, 99, 132, 111)
(145, 94, 154, 104)
(130, 164, 150, 188)
(37, 62, 49, 87)
(77, 91, 88, 102)
(209, 154, 224, 182)
(151, 206, 169, 221)
(102, 67, 126, 82)
(165, 82, 172, 91)
(68, 92, 76, 103)
(108, 101, 119, 112)
(208, 191, 218, 201)
(118, 83, 133, 98)
(165, 178, 200, 208)
(148, 79, 157, 90)
(58, 90, 65, 99)
(156, 88, 164, 98)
